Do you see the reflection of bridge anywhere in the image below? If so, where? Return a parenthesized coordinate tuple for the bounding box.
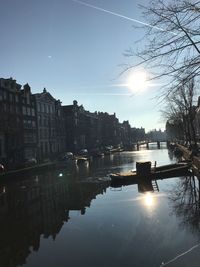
(135, 140, 167, 149)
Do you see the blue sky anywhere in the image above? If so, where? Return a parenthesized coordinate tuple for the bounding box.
(0, 0, 165, 131)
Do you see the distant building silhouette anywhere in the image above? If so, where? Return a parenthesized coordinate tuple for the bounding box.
(146, 129, 166, 142)
(62, 100, 101, 152)
(131, 127, 145, 142)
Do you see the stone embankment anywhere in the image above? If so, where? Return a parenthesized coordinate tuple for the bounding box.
(176, 144, 200, 177)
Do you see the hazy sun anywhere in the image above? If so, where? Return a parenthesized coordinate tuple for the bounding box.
(127, 71, 148, 92)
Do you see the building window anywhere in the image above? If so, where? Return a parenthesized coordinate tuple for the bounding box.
(37, 103, 40, 112)
(45, 129, 48, 138)
(3, 92, 7, 100)
(0, 91, 3, 101)
(31, 108, 35, 116)
(27, 107, 31, 116)
(24, 132, 36, 143)
(22, 106, 26, 115)
(41, 104, 44, 113)
(3, 103, 6, 111)
(40, 129, 43, 139)
(39, 115, 41, 126)
(9, 93, 13, 102)
(9, 105, 13, 113)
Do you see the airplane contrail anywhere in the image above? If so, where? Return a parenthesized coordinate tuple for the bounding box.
(71, 0, 176, 34)
(160, 243, 200, 266)
(68, 92, 132, 96)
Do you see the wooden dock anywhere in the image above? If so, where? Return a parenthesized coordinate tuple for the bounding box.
(110, 162, 191, 186)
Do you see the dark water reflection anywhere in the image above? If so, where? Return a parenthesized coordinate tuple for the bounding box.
(169, 176, 200, 235)
(0, 144, 200, 267)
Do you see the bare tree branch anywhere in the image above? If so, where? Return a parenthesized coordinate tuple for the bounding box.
(126, 0, 200, 98)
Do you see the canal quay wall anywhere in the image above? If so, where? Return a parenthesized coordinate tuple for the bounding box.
(176, 144, 200, 177)
(0, 161, 56, 180)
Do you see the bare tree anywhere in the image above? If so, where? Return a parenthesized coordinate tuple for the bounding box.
(163, 76, 197, 144)
(125, 0, 200, 97)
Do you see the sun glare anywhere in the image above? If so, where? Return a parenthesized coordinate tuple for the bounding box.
(144, 193, 154, 207)
(127, 71, 148, 92)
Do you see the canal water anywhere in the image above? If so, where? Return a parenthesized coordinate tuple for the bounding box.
(0, 143, 200, 267)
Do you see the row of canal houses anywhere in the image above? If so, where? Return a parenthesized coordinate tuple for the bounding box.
(0, 77, 145, 167)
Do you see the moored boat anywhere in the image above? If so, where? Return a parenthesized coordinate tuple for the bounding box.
(76, 156, 88, 164)
(56, 152, 77, 167)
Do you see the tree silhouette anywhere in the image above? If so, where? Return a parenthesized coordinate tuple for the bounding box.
(126, 0, 200, 98)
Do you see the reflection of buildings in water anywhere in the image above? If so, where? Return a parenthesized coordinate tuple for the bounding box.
(90, 156, 104, 168)
(169, 176, 200, 234)
(0, 172, 108, 267)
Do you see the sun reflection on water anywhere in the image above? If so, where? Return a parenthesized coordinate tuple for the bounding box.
(144, 193, 154, 207)
(143, 192, 155, 207)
